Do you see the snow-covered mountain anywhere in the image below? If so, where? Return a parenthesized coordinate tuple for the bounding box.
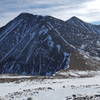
(0, 13, 100, 75)
(67, 16, 100, 34)
(65, 17, 100, 59)
(0, 13, 70, 75)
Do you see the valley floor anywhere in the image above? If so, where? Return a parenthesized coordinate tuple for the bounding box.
(0, 71, 100, 100)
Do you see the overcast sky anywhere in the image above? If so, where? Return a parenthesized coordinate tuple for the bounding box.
(0, 0, 100, 27)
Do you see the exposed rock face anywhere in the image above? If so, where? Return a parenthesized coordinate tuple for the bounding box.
(66, 16, 100, 58)
(0, 13, 70, 75)
(0, 13, 100, 75)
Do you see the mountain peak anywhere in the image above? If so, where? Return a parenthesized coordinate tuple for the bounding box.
(19, 12, 34, 16)
(66, 16, 91, 29)
(67, 16, 83, 23)
(70, 16, 79, 20)
(16, 13, 37, 20)
(13, 12, 47, 24)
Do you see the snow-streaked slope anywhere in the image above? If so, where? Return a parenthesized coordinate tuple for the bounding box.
(60, 17, 100, 68)
(0, 13, 100, 75)
(0, 13, 70, 75)
(67, 16, 100, 34)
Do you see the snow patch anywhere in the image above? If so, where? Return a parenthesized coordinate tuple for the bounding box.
(39, 25, 48, 35)
(56, 44, 61, 52)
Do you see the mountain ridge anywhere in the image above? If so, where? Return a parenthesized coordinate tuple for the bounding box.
(0, 12, 100, 75)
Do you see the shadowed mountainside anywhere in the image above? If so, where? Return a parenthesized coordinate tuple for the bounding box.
(0, 13, 100, 75)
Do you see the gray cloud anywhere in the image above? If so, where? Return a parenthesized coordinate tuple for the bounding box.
(0, 0, 99, 26)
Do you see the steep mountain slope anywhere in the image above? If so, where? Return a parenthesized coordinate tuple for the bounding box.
(67, 16, 100, 34)
(0, 13, 100, 75)
(0, 13, 70, 75)
(47, 16, 100, 70)
(64, 16, 100, 58)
